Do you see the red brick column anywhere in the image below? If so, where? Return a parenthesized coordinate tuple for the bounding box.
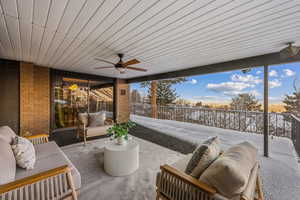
(20, 62, 50, 135)
(114, 79, 130, 123)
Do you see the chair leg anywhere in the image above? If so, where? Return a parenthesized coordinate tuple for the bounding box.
(67, 171, 78, 200)
(256, 172, 264, 200)
(84, 131, 87, 146)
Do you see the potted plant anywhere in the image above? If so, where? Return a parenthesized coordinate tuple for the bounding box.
(107, 121, 136, 145)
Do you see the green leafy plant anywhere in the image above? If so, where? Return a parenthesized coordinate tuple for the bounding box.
(107, 121, 136, 140)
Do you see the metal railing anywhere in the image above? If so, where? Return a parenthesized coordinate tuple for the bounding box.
(131, 103, 292, 138)
(291, 114, 300, 154)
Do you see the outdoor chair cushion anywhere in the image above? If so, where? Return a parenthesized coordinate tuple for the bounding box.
(15, 141, 81, 190)
(0, 126, 17, 144)
(89, 112, 106, 127)
(199, 142, 257, 198)
(0, 138, 16, 185)
(172, 153, 193, 171)
(86, 125, 111, 137)
(12, 136, 36, 170)
(185, 136, 220, 178)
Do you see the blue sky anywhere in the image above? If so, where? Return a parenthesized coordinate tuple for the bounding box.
(131, 62, 300, 104)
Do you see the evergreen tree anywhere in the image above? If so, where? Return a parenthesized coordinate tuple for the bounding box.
(283, 80, 300, 115)
(140, 78, 186, 105)
(230, 93, 261, 111)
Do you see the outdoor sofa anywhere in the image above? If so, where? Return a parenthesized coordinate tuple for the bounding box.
(156, 143, 264, 200)
(0, 126, 80, 200)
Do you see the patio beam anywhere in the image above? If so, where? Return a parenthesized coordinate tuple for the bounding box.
(264, 65, 269, 157)
(127, 52, 300, 83)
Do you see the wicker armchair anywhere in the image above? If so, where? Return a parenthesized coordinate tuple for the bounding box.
(0, 134, 78, 200)
(156, 161, 264, 200)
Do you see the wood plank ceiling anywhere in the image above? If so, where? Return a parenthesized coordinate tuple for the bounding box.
(0, 0, 299, 78)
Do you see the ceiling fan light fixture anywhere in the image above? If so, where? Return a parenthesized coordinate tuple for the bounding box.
(280, 42, 300, 59)
(117, 67, 126, 74)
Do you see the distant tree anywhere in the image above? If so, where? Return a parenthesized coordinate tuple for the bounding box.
(130, 89, 142, 103)
(175, 98, 192, 106)
(195, 101, 202, 107)
(230, 93, 261, 111)
(140, 78, 187, 105)
(283, 79, 300, 115)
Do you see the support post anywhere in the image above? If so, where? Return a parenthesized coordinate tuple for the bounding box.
(264, 65, 269, 157)
(151, 80, 158, 118)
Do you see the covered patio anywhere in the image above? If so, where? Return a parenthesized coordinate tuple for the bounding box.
(1, 0, 300, 199)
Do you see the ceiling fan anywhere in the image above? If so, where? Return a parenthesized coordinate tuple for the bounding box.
(94, 53, 147, 74)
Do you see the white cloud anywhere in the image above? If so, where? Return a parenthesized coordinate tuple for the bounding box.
(207, 82, 255, 93)
(269, 96, 283, 103)
(269, 79, 282, 88)
(190, 79, 197, 85)
(256, 70, 262, 75)
(269, 70, 278, 77)
(283, 69, 295, 77)
(231, 74, 262, 84)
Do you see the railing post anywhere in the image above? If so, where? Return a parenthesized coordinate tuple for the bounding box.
(264, 65, 269, 157)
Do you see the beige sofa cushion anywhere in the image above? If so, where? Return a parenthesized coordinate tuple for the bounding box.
(15, 141, 81, 189)
(199, 142, 257, 198)
(0, 138, 16, 184)
(185, 136, 220, 178)
(0, 126, 17, 144)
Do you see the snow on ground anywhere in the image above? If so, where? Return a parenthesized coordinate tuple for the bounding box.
(131, 115, 300, 200)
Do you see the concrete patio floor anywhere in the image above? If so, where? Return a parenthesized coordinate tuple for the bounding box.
(131, 115, 300, 200)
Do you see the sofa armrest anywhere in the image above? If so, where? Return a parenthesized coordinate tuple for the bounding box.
(160, 164, 216, 193)
(0, 165, 77, 200)
(24, 134, 49, 145)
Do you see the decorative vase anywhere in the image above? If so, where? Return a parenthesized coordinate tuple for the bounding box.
(116, 136, 127, 145)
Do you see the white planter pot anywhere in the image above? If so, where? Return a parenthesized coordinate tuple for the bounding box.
(116, 136, 127, 145)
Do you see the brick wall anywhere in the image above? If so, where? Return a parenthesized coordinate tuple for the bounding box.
(114, 79, 130, 123)
(20, 62, 50, 135)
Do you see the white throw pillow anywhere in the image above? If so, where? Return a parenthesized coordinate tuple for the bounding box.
(11, 136, 36, 170)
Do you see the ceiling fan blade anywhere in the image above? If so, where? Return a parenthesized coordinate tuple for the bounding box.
(95, 58, 115, 65)
(126, 66, 147, 72)
(123, 59, 140, 66)
(94, 66, 114, 69)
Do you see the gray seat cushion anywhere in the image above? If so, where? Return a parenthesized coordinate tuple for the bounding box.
(0, 126, 17, 144)
(0, 138, 16, 185)
(15, 142, 81, 189)
(171, 154, 193, 171)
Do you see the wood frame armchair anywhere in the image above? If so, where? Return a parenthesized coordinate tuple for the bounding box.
(24, 133, 49, 145)
(77, 119, 113, 145)
(156, 164, 264, 200)
(0, 134, 78, 200)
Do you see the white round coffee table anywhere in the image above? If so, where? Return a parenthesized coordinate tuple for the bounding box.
(104, 140, 139, 176)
